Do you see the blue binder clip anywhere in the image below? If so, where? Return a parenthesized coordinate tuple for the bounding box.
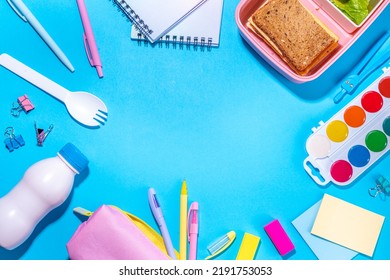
(369, 176, 390, 200)
(4, 127, 25, 152)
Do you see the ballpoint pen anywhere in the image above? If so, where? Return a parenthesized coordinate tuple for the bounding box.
(6, 0, 74, 72)
(179, 180, 188, 260)
(76, 0, 104, 78)
(188, 202, 199, 260)
(148, 188, 177, 259)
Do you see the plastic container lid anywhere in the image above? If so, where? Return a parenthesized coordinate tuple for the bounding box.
(58, 143, 89, 174)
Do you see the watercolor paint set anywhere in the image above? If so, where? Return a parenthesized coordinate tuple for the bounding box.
(304, 68, 390, 186)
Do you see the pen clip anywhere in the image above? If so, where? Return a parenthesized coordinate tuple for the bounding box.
(83, 33, 95, 66)
(6, 0, 27, 22)
(148, 188, 164, 226)
(187, 202, 199, 240)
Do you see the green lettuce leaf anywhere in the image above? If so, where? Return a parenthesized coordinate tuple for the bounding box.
(330, 0, 369, 25)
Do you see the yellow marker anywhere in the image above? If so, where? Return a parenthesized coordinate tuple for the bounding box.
(179, 180, 188, 260)
(236, 232, 260, 260)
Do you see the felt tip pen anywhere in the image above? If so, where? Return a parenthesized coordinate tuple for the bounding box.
(76, 0, 103, 78)
(148, 188, 177, 259)
(6, 0, 75, 72)
(179, 180, 188, 260)
(188, 202, 199, 260)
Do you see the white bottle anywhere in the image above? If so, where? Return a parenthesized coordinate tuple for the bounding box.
(0, 143, 88, 250)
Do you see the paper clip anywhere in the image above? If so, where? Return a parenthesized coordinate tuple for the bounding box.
(34, 122, 53, 146)
(368, 176, 390, 200)
(4, 127, 25, 152)
(11, 95, 34, 117)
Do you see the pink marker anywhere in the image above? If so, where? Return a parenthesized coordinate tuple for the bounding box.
(264, 219, 294, 257)
(76, 0, 103, 78)
(188, 202, 199, 260)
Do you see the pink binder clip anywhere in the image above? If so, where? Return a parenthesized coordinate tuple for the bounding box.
(34, 122, 54, 146)
(11, 95, 35, 117)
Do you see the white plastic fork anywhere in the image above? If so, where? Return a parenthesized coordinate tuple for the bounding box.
(0, 53, 107, 127)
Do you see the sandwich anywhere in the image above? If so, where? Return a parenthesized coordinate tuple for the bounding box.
(247, 0, 339, 76)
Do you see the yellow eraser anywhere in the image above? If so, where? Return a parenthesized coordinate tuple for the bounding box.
(236, 232, 260, 260)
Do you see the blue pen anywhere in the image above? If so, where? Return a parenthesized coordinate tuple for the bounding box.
(6, 0, 74, 72)
(148, 188, 177, 259)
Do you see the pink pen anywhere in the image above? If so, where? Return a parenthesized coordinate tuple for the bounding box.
(76, 0, 103, 78)
(188, 202, 199, 260)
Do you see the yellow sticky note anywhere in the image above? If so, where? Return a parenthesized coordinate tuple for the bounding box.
(311, 194, 385, 257)
(236, 232, 260, 260)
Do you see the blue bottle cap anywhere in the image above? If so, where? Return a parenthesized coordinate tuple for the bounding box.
(58, 143, 89, 174)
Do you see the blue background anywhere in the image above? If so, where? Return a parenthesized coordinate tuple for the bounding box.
(0, 0, 389, 260)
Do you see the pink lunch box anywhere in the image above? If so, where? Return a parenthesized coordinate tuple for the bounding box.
(235, 0, 389, 83)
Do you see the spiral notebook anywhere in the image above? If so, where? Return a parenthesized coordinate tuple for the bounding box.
(130, 0, 223, 48)
(112, 0, 208, 43)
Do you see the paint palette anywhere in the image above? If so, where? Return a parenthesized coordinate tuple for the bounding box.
(304, 68, 390, 186)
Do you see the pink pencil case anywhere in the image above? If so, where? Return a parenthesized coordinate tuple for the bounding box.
(66, 205, 177, 260)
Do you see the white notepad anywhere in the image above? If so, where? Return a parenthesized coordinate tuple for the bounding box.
(113, 0, 208, 43)
(130, 0, 224, 48)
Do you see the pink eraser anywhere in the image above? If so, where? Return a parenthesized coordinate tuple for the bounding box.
(264, 219, 294, 256)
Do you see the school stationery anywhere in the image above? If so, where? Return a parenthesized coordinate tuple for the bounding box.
(188, 202, 199, 260)
(179, 180, 188, 260)
(334, 31, 390, 103)
(264, 219, 294, 257)
(4, 127, 25, 152)
(0, 53, 108, 128)
(205, 231, 236, 260)
(292, 200, 358, 260)
(148, 188, 177, 259)
(112, 0, 208, 43)
(67, 205, 178, 259)
(130, 0, 224, 48)
(368, 175, 390, 199)
(76, 0, 103, 78)
(311, 194, 385, 257)
(6, 0, 74, 72)
(34, 122, 53, 146)
(304, 68, 390, 186)
(11, 94, 34, 117)
(236, 232, 260, 260)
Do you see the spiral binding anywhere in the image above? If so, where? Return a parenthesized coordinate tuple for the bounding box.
(133, 25, 214, 50)
(111, 0, 217, 50)
(112, 0, 154, 36)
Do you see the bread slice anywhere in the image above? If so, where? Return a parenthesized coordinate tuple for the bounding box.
(247, 0, 339, 76)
